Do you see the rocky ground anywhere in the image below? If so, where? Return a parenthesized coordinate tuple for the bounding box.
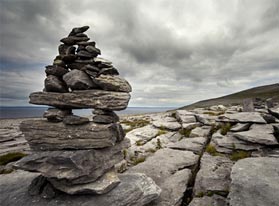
(0, 105, 279, 206)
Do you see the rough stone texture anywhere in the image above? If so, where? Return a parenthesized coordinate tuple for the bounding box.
(190, 126, 211, 137)
(217, 112, 266, 123)
(60, 36, 90, 45)
(20, 120, 125, 150)
(95, 75, 132, 92)
(128, 148, 197, 206)
(233, 124, 278, 146)
(194, 154, 233, 195)
(212, 132, 263, 153)
(43, 108, 72, 122)
(29, 90, 131, 110)
(229, 157, 279, 206)
(68, 26, 90, 36)
(230, 123, 251, 132)
(45, 65, 68, 77)
(182, 122, 201, 130)
(268, 107, 279, 119)
(0, 170, 161, 206)
(14, 139, 130, 184)
(49, 169, 120, 195)
(92, 114, 119, 124)
(175, 110, 196, 123)
(28, 175, 48, 196)
(44, 75, 68, 93)
(167, 137, 206, 153)
(126, 125, 159, 145)
(189, 195, 228, 206)
(63, 69, 96, 90)
(242, 98, 255, 112)
(147, 169, 192, 206)
(128, 148, 198, 184)
(152, 120, 181, 131)
(62, 115, 89, 125)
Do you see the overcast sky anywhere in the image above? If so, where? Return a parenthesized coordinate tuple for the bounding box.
(0, 0, 278, 107)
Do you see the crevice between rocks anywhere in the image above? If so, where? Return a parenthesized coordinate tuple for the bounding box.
(181, 126, 215, 206)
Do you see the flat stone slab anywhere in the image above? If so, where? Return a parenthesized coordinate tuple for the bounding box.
(14, 139, 130, 184)
(233, 124, 278, 146)
(126, 125, 159, 145)
(128, 148, 198, 206)
(217, 112, 266, 123)
(189, 195, 228, 206)
(167, 137, 206, 153)
(229, 157, 279, 206)
(152, 120, 181, 131)
(0, 171, 161, 206)
(190, 126, 211, 137)
(194, 154, 233, 195)
(29, 90, 130, 110)
(20, 120, 125, 150)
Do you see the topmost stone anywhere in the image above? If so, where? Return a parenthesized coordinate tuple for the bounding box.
(68, 26, 90, 36)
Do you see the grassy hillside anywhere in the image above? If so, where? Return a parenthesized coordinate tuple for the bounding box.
(179, 83, 279, 110)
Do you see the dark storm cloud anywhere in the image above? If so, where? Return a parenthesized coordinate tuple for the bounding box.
(0, 0, 278, 106)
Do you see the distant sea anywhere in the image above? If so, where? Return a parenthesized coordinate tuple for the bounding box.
(0, 107, 176, 119)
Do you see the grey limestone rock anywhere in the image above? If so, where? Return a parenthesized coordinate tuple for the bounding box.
(95, 74, 132, 92)
(45, 65, 68, 77)
(14, 139, 130, 184)
(0, 170, 161, 206)
(62, 115, 89, 125)
(29, 90, 131, 110)
(44, 75, 68, 93)
(217, 112, 266, 124)
(20, 120, 125, 150)
(63, 69, 97, 90)
(43, 108, 72, 122)
(229, 157, 279, 206)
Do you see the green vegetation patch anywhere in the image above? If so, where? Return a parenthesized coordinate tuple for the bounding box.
(121, 119, 150, 133)
(205, 144, 223, 157)
(0, 152, 27, 166)
(220, 123, 232, 135)
(229, 150, 251, 161)
(179, 128, 194, 138)
(130, 156, 146, 165)
(156, 129, 167, 137)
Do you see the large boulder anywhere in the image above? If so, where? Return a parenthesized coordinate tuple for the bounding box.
(229, 157, 279, 206)
(20, 120, 125, 150)
(0, 170, 161, 206)
(44, 75, 68, 93)
(29, 90, 131, 110)
(14, 139, 130, 184)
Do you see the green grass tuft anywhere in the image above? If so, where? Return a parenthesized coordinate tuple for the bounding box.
(179, 128, 193, 138)
(0, 152, 27, 166)
(229, 150, 251, 161)
(220, 123, 232, 135)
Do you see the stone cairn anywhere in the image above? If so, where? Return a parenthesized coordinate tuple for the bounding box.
(15, 26, 132, 197)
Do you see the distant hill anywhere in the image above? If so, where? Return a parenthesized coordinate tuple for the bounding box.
(179, 83, 279, 110)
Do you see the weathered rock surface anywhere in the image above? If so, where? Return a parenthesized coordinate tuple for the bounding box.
(212, 132, 263, 153)
(175, 110, 196, 123)
(167, 137, 206, 153)
(194, 154, 233, 195)
(0, 170, 161, 206)
(189, 195, 228, 206)
(43, 108, 72, 122)
(62, 115, 89, 125)
(128, 148, 197, 206)
(217, 112, 266, 123)
(126, 125, 159, 145)
(152, 120, 181, 131)
(230, 123, 251, 132)
(45, 65, 68, 77)
(29, 90, 131, 110)
(233, 124, 278, 146)
(190, 126, 211, 137)
(49, 169, 120, 195)
(92, 109, 119, 123)
(95, 75, 132, 92)
(14, 139, 130, 184)
(63, 69, 96, 90)
(20, 120, 125, 150)
(147, 169, 192, 206)
(229, 157, 279, 206)
(44, 75, 68, 93)
(268, 107, 279, 119)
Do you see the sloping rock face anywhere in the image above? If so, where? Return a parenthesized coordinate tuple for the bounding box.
(217, 112, 266, 123)
(229, 157, 279, 206)
(0, 171, 161, 206)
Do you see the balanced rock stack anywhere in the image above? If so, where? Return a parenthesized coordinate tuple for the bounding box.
(14, 26, 134, 197)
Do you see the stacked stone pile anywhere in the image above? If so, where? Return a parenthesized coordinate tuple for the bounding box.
(14, 26, 136, 197)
